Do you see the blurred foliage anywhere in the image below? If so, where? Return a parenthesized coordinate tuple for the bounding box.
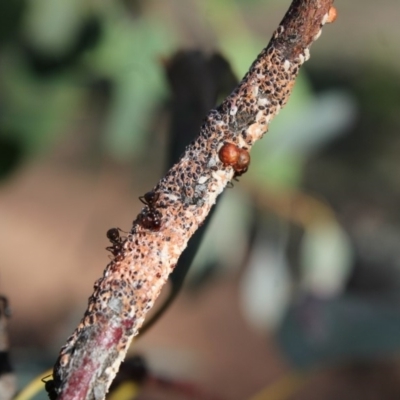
(0, 0, 176, 175)
(278, 294, 400, 369)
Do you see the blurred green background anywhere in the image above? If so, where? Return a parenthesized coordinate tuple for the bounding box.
(1, 0, 400, 399)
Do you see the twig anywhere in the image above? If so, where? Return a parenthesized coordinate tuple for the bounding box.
(50, 1, 336, 399)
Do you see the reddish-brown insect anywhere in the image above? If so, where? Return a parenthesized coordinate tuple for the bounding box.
(218, 142, 240, 166)
(234, 148, 250, 176)
(218, 142, 250, 177)
(327, 6, 337, 23)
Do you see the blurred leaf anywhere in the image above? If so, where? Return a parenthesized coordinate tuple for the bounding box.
(277, 294, 400, 369)
(299, 221, 353, 297)
(265, 91, 356, 156)
(249, 90, 357, 189)
(0, 0, 25, 46)
(188, 190, 252, 281)
(23, 16, 103, 77)
(201, 0, 266, 78)
(23, 0, 87, 55)
(239, 224, 292, 330)
(88, 12, 176, 161)
(0, 57, 84, 155)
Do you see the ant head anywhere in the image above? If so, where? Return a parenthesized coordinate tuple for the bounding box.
(106, 228, 120, 242)
(139, 191, 160, 207)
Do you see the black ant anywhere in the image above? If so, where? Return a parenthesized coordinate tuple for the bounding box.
(226, 174, 243, 189)
(42, 376, 57, 400)
(106, 228, 122, 246)
(106, 228, 126, 260)
(139, 191, 159, 208)
(138, 190, 162, 231)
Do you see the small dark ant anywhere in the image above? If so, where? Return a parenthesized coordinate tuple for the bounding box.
(42, 376, 57, 400)
(138, 190, 162, 231)
(106, 228, 120, 244)
(106, 228, 126, 259)
(139, 191, 160, 208)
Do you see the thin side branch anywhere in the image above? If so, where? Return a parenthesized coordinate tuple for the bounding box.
(51, 1, 335, 399)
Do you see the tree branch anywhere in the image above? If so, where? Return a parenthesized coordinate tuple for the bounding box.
(50, 1, 336, 399)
